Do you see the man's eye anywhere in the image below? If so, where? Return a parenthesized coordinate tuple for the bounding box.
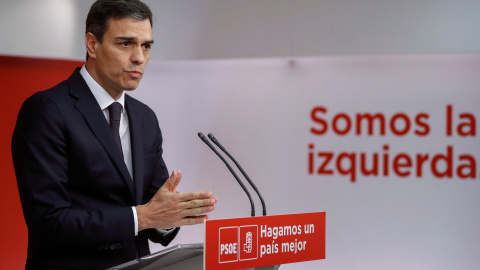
(122, 42, 129, 47)
(143, 44, 151, 50)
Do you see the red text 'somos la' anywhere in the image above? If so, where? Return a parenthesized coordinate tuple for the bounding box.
(310, 105, 476, 137)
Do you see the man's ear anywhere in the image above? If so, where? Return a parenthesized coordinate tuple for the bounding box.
(85, 33, 98, 60)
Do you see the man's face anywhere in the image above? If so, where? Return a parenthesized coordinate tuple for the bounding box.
(88, 17, 153, 98)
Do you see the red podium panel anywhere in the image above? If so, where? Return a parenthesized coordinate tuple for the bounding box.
(205, 212, 325, 269)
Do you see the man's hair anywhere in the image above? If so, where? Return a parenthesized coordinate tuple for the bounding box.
(85, 0, 153, 60)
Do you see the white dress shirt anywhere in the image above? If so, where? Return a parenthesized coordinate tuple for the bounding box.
(79, 66, 139, 236)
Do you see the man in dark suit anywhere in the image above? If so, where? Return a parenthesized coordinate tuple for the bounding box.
(11, 0, 217, 269)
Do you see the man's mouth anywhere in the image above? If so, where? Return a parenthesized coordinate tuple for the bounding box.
(126, 70, 142, 78)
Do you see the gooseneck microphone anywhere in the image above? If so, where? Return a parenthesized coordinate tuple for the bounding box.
(198, 132, 255, 217)
(207, 133, 267, 216)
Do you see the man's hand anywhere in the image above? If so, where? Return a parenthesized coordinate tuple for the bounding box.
(136, 170, 217, 231)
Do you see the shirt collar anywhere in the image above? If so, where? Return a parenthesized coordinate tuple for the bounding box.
(79, 65, 125, 110)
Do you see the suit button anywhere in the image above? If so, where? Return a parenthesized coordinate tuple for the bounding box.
(110, 244, 116, 250)
(116, 243, 122, 250)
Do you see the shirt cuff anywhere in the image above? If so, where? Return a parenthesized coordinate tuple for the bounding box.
(132, 206, 138, 236)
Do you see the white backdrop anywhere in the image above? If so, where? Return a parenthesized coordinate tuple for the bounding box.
(130, 54, 480, 270)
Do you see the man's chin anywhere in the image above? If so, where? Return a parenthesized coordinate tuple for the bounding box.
(123, 83, 140, 91)
(123, 79, 142, 91)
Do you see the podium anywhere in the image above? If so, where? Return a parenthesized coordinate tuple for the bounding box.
(107, 243, 280, 270)
(109, 212, 325, 270)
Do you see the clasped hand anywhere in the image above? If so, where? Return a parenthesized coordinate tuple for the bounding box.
(136, 170, 217, 231)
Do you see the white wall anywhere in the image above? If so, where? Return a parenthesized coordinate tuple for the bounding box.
(1, 0, 480, 60)
(132, 54, 480, 269)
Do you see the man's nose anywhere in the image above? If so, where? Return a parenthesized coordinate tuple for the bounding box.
(131, 46, 145, 64)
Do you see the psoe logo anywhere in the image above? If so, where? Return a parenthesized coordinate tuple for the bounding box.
(239, 225, 258, 261)
(219, 225, 258, 263)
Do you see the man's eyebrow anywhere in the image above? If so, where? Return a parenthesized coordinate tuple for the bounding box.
(115, 37, 154, 44)
(115, 36, 136, 41)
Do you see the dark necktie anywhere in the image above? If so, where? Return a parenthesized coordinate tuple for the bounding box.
(108, 102, 123, 153)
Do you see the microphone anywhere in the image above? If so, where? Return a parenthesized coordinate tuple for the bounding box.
(208, 133, 267, 216)
(198, 132, 255, 217)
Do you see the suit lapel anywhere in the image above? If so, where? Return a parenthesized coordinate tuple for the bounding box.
(68, 69, 135, 200)
(126, 96, 145, 205)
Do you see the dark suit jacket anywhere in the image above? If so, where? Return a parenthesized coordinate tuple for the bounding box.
(12, 68, 179, 270)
